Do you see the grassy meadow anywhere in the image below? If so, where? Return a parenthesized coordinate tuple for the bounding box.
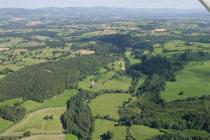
(65, 134, 78, 140)
(93, 120, 163, 140)
(89, 93, 131, 120)
(162, 60, 210, 102)
(20, 134, 66, 140)
(45, 89, 76, 107)
(93, 119, 127, 140)
(78, 59, 132, 92)
(129, 125, 162, 140)
(0, 118, 14, 134)
(1, 107, 65, 136)
(0, 98, 42, 112)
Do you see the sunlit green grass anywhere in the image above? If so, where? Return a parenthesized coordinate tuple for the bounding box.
(162, 61, 210, 102)
(129, 125, 162, 140)
(65, 134, 78, 140)
(0, 118, 13, 133)
(93, 119, 127, 140)
(46, 89, 76, 107)
(125, 51, 140, 65)
(89, 94, 131, 120)
(2, 107, 65, 136)
(0, 98, 42, 112)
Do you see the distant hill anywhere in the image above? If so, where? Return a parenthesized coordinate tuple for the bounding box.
(0, 7, 209, 19)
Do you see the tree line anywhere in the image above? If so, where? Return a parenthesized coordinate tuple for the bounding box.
(61, 90, 94, 140)
(0, 105, 26, 122)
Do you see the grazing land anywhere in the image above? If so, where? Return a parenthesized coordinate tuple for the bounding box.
(89, 94, 131, 120)
(0, 118, 13, 133)
(45, 90, 76, 107)
(78, 60, 132, 92)
(20, 134, 65, 140)
(0, 98, 42, 112)
(93, 119, 127, 140)
(1, 107, 65, 136)
(162, 61, 210, 101)
(64, 134, 78, 140)
(129, 125, 163, 140)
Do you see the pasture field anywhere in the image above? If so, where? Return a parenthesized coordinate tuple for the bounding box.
(0, 98, 23, 107)
(161, 129, 210, 137)
(65, 134, 78, 140)
(0, 38, 23, 48)
(161, 61, 210, 102)
(129, 125, 162, 140)
(125, 50, 141, 65)
(1, 107, 65, 136)
(93, 119, 127, 140)
(78, 72, 131, 92)
(0, 118, 13, 133)
(45, 89, 76, 107)
(89, 93, 131, 120)
(20, 134, 65, 140)
(78, 59, 132, 92)
(21, 100, 43, 112)
(0, 98, 42, 112)
(93, 120, 162, 140)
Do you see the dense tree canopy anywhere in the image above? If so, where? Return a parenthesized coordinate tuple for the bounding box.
(61, 91, 94, 140)
(0, 105, 26, 122)
(0, 55, 114, 102)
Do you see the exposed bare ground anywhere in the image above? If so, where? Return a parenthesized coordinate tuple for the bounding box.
(0, 48, 10, 52)
(78, 50, 95, 55)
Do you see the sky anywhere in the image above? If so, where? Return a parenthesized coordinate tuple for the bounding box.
(0, 0, 204, 9)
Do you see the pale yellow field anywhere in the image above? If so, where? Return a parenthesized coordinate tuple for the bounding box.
(1, 107, 65, 136)
(20, 134, 65, 140)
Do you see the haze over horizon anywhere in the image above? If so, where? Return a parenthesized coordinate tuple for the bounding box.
(0, 0, 205, 10)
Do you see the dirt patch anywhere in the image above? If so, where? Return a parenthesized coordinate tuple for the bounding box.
(0, 48, 10, 52)
(78, 50, 95, 55)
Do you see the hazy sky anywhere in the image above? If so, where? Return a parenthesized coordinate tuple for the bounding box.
(0, 0, 204, 9)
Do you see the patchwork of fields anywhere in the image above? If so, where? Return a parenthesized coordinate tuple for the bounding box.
(0, 17, 210, 140)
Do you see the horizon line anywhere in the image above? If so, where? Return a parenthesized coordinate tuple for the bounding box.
(0, 6, 204, 10)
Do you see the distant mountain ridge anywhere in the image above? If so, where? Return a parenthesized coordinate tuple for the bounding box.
(0, 7, 209, 19)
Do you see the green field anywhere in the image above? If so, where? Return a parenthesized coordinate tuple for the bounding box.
(21, 134, 65, 140)
(1, 107, 65, 136)
(93, 120, 162, 140)
(0, 118, 13, 133)
(161, 129, 210, 137)
(78, 59, 132, 92)
(21, 100, 43, 112)
(65, 134, 78, 140)
(125, 50, 141, 65)
(129, 125, 162, 140)
(78, 72, 131, 92)
(93, 119, 127, 140)
(45, 90, 77, 107)
(0, 98, 23, 107)
(0, 98, 42, 112)
(89, 94, 131, 120)
(0, 89, 76, 111)
(161, 61, 210, 102)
